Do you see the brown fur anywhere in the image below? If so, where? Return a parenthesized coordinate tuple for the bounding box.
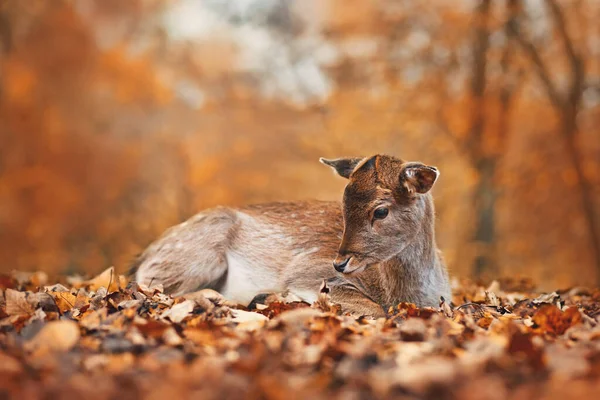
(133, 154, 451, 317)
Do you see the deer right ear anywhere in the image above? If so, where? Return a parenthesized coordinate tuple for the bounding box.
(319, 157, 364, 179)
(400, 163, 439, 195)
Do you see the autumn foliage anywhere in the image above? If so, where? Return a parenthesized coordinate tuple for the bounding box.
(3, 271, 600, 398)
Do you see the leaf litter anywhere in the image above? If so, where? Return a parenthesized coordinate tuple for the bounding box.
(1, 270, 600, 399)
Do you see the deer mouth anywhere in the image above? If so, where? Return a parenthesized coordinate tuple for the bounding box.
(341, 259, 369, 274)
(344, 265, 368, 275)
(333, 250, 381, 274)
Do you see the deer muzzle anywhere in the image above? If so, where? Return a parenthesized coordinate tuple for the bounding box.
(333, 255, 352, 273)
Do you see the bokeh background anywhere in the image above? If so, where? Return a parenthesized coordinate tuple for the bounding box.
(0, 0, 599, 289)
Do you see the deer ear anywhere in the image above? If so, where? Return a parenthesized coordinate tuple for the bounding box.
(319, 157, 364, 179)
(400, 163, 439, 194)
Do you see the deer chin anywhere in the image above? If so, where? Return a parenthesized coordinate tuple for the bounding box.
(342, 259, 370, 275)
(342, 250, 393, 274)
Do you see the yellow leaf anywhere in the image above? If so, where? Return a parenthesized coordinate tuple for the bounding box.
(83, 267, 120, 292)
(50, 291, 77, 313)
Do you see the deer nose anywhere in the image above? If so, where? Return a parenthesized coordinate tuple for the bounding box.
(333, 256, 351, 273)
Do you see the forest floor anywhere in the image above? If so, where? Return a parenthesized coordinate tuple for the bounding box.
(1, 268, 600, 400)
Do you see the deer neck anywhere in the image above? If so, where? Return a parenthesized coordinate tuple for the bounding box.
(378, 197, 445, 307)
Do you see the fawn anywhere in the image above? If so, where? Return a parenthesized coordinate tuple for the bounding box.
(133, 154, 451, 316)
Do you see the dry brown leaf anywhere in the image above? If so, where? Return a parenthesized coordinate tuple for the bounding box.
(3, 272, 600, 399)
(25, 320, 80, 357)
(162, 327, 183, 346)
(270, 307, 322, 328)
(545, 344, 590, 380)
(0, 353, 23, 376)
(533, 292, 561, 305)
(4, 288, 35, 316)
(507, 328, 544, 369)
(137, 282, 164, 296)
(11, 271, 49, 288)
(0, 275, 17, 290)
(399, 317, 427, 341)
(44, 283, 70, 292)
(532, 304, 582, 335)
(311, 280, 341, 314)
(160, 299, 195, 323)
(117, 299, 143, 309)
(74, 289, 90, 309)
(79, 307, 108, 330)
(82, 267, 120, 292)
(485, 290, 500, 307)
(135, 319, 170, 339)
(50, 291, 77, 313)
(230, 309, 269, 331)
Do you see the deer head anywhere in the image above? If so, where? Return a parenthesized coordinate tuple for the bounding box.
(320, 155, 439, 274)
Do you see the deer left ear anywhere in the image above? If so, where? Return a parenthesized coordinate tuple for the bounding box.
(319, 157, 364, 179)
(400, 163, 439, 194)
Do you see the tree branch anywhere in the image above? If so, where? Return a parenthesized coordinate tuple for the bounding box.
(0, 6, 12, 55)
(495, 0, 521, 151)
(546, 0, 584, 115)
(467, 0, 491, 148)
(547, 0, 581, 80)
(507, 17, 563, 109)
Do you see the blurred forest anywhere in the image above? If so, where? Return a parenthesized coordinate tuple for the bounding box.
(0, 0, 599, 289)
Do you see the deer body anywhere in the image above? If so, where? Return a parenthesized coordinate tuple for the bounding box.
(134, 155, 451, 316)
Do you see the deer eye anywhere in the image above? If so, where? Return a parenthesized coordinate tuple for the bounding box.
(373, 207, 389, 220)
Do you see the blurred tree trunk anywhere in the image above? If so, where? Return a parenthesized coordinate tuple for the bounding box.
(0, 5, 11, 55)
(509, 0, 600, 284)
(562, 99, 600, 285)
(474, 0, 520, 278)
(472, 158, 497, 277)
(468, 0, 494, 277)
(0, 5, 11, 176)
(553, 2, 600, 285)
(436, 0, 520, 278)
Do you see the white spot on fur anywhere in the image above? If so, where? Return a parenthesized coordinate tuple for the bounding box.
(289, 288, 318, 303)
(221, 251, 282, 305)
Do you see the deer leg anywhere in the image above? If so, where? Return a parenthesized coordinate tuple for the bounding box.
(329, 285, 386, 318)
(133, 208, 237, 295)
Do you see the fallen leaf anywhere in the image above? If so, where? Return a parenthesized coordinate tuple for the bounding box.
(50, 291, 77, 313)
(135, 319, 170, 339)
(532, 304, 582, 335)
(117, 299, 143, 310)
(507, 328, 544, 369)
(0, 275, 17, 290)
(4, 288, 34, 316)
(533, 292, 560, 305)
(83, 267, 120, 292)
(11, 271, 48, 288)
(0, 353, 23, 376)
(162, 327, 183, 346)
(399, 317, 427, 341)
(312, 280, 341, 314)
(26, 320, 80, 357)
(74, 289, 91, 309)
(44, 283, 70, 292)
(160, 299, 195, 323)
(230, 309, 268, 331)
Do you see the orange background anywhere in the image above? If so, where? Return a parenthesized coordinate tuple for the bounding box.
(0, 0, 598, 289)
